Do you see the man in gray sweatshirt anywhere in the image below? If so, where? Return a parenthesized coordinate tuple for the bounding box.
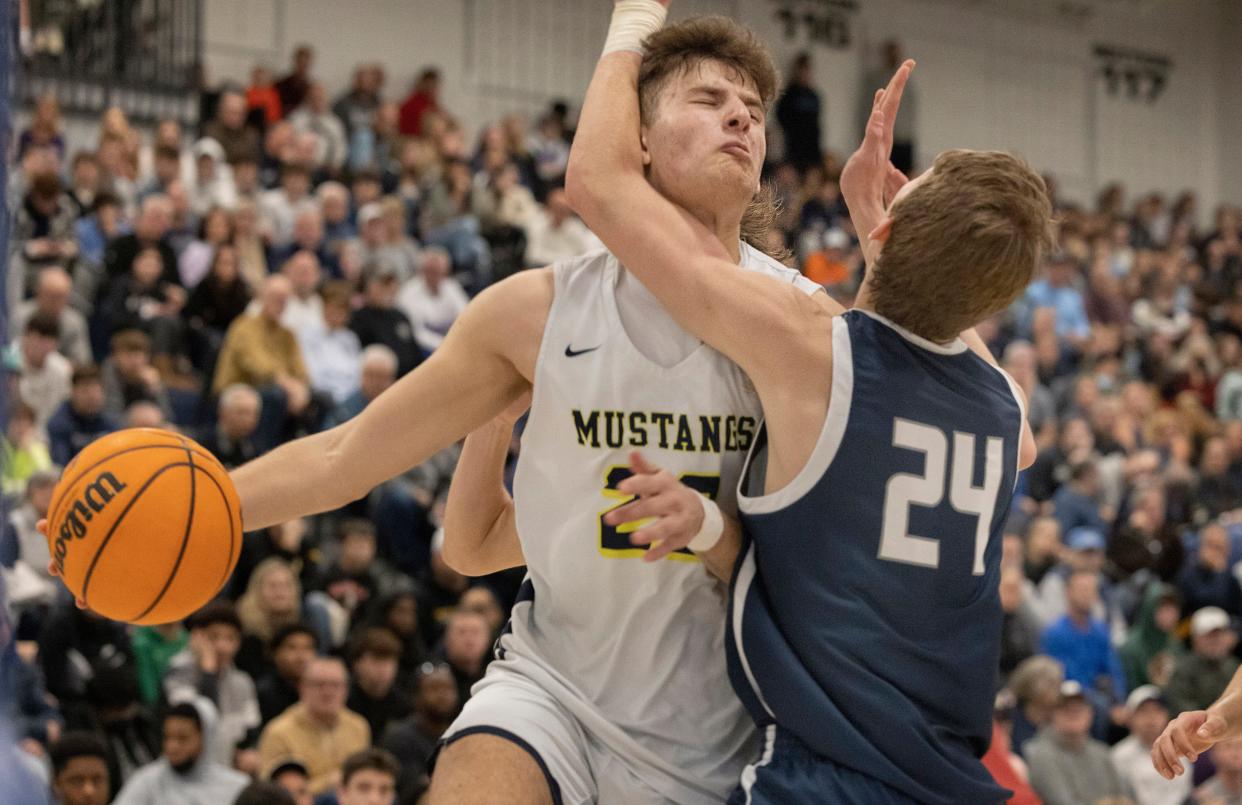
(1026, 681, 1135, 805)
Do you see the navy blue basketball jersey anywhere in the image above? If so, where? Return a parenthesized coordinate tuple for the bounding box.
(727, 309, 1024, 804)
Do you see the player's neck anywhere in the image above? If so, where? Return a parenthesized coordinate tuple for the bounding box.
(682, 201, 744, 263)
(852, 284, 877, 316)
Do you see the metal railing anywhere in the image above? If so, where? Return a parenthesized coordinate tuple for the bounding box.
(19, 0, 203, 124)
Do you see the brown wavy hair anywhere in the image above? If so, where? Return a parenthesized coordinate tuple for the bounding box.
(639, 16, 789, 262)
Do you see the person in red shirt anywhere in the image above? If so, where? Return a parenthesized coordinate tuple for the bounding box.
(398, 69, 441, 137)
(985, 701, 1043, 805)
(247, 65, 283, 125)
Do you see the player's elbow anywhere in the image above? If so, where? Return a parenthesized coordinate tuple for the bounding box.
(1018, 423, 1038, 470)
(564, 158, 631, 221)
(563, 164, 600, 219)
(441, 507, 513, 577)
(439, 528, 490, 577)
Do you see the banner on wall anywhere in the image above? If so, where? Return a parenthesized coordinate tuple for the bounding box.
(769, 0, 858, 49)
(1094, 44, 1172, 103)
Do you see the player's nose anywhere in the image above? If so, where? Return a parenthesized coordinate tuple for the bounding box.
(723, 98, 750, 132)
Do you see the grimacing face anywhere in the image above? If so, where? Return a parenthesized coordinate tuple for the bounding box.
(641, 60, 766, 220)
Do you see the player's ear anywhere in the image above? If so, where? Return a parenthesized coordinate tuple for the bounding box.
(869, 216, 893, 246)
(640, 127, 652, 167)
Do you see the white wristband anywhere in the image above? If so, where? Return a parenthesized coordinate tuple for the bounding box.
(688, 493, 725, 553)
(602, 0, 668, 57)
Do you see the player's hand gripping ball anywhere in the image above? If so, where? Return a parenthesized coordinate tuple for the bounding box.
(46, 428, 242, 624)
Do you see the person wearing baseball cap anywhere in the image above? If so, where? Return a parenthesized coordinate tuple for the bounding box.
(1111, 685, 1189, 804)
(269, 758, 311, 805)
(1166, 607, 1239, 717)
(1028, 524, 1115, 630)
(1025, 681, 1131, 804)
(1064, 526, 1106, 554)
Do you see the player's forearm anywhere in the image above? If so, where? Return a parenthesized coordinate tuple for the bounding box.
(232, 281, 538, 531)
(441, 420, 526, 576)
(232, 426, 363, 529)
(841, 185, 884, 271)
(697, 513, 742, 583)
(1208, 668, 1242, 730)
(564, 51, 645, 217)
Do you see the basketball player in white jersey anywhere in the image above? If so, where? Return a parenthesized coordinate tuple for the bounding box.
(211, 10, 815, 805)
(41, 7, 823, 802)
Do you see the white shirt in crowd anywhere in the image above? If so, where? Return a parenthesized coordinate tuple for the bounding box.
(1110, 734, 1190, 805)
(525, 210, 603, 267)
(287, 108, 349, 170)
(397, 274, 469, 353)
(258, 190, 317, 247)
(281, 293, 324, 336)
(15, 347, 72, 432)
(297, 323, 362, 404)
(186, 138, 237, 219)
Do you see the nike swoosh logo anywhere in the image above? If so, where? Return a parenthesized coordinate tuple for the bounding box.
(565, 344, 602, 358)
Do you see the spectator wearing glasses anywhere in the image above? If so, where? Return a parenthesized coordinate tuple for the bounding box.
(258, 657, 370, 795)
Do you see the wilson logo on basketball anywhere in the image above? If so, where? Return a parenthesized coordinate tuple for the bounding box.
(52, 472, 129, 571)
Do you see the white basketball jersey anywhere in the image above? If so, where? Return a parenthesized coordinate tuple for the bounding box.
(492, 245, 818, 803)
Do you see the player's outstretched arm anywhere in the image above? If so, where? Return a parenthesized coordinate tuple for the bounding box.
(230, 270, 551, 531)
(440, 394, 531, 577)
(564, 1, 828, 389)
(1153, 667, 1242, 779)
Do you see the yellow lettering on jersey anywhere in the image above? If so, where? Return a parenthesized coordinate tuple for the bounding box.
(597, 464, 700, 564)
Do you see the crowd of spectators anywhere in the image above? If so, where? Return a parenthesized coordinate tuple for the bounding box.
(2, 39, 1242, 805)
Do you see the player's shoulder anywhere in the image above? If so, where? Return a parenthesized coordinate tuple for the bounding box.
(740, 242, 821, 296)
(474, 263, 556, 311)
(546, 246, 612, 282)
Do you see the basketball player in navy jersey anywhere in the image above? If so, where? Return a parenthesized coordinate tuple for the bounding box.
(567, 2, 1051, 802)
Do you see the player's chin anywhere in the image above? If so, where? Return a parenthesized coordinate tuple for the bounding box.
(709, 160, 760, 196)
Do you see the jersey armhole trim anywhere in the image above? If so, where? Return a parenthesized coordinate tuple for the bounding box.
(992, 365, 1028, 478)
(731, 544, 777, 722)
(433, 726, 565, 805)
(736, 314, 853, 515)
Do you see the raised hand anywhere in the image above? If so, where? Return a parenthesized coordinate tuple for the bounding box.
(604, 451, 706, 564)
(840, 59, 915, 262)
(189, 628, 219, 674)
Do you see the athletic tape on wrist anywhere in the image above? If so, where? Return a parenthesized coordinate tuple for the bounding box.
(688, 492, 724, 553)
(602, 0, 668, 56)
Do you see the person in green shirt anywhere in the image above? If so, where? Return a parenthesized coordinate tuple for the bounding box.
(1120, 582, 1183, 692)
(2, 402, 52, 498)
(130, 621, 188, 705)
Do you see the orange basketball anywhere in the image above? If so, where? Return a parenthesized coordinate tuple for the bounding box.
(46, 428, 243, 625)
